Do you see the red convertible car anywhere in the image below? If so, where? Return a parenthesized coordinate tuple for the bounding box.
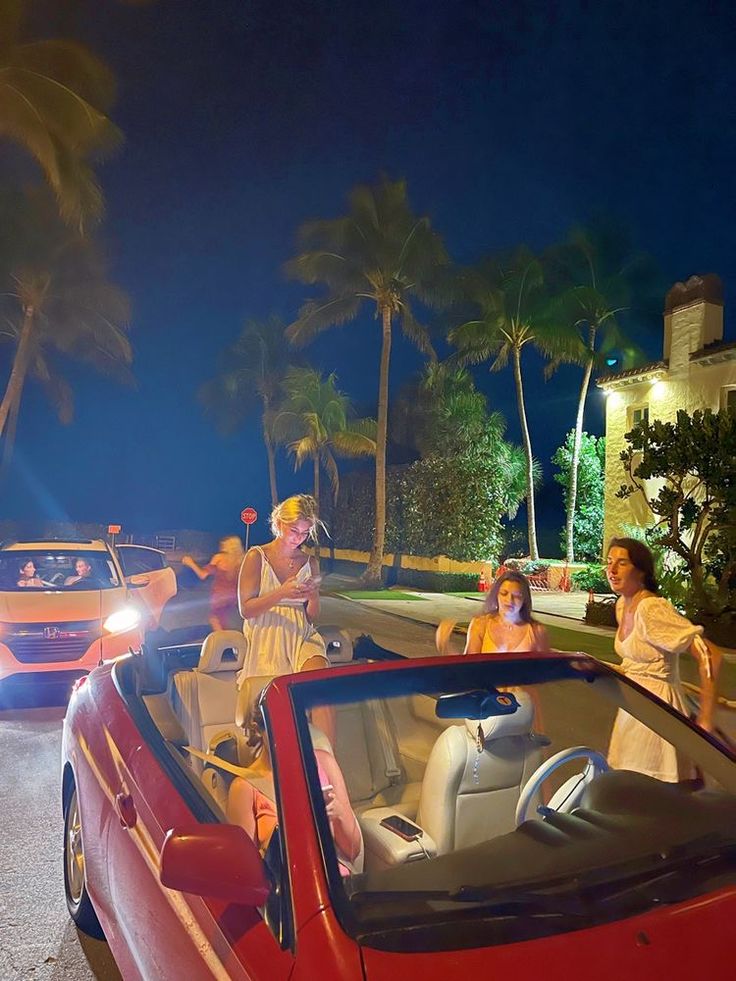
(61, 630, 736, 979)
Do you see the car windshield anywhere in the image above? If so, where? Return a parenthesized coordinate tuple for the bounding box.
(0, 550, 121, 591)
(292, 655, 736, 952)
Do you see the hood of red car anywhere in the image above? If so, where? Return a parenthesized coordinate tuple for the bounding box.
(360, 886, 736, 979)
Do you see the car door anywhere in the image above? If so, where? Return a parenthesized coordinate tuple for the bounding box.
(105, 685, 295, 980)
(116, 545, 177, 627)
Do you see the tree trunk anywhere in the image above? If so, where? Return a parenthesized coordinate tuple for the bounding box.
(262, 413, 279, 507)
(364, 304, 391, 586)
(0, 386, 22, 484)
(313, 454, 321, 561)
(512, 345, 539, 560)
(565, 340, 596, 564)
(0, 306, 35, 437)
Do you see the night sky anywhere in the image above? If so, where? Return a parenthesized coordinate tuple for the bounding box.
(3, 0, 735, 551)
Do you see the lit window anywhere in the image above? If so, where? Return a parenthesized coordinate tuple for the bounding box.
(629, 405, 649, 427)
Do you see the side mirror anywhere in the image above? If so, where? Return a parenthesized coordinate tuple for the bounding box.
(160, 824, 269, 906)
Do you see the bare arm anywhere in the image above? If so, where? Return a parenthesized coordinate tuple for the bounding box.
(463, 616, 487, 655)
(689, 635, 722, 732)
(304, 555, 321, 622)
(317, 750, 362, 863)
(238, 549, 311, 620)
(532, 622, 551, 653)
(181, 554, 214, 581)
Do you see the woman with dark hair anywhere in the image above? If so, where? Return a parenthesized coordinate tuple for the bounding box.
(606, 537, 722, 782)
(465, 571, 550, 654)
(437, 571, 550, 655)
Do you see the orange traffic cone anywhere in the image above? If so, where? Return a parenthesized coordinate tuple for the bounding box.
(478, 569, 487, 592)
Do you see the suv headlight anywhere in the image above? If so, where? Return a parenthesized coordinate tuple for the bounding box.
(103, 606, 141, 634)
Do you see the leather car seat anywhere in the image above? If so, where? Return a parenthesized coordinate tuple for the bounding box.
(169, 629, 248, 774)
(415, 691, 546, 854)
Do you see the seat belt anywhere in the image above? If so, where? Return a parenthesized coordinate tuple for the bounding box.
(366, 699, 402, 786)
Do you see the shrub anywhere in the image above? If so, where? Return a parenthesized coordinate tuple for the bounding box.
(572, 564, 609, 593)
(396, 569, 481, 593)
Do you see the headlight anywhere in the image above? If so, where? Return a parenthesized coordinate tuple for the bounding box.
(103, 606, 141, 634)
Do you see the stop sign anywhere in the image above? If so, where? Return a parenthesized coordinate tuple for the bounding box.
(240, 507, 257, 525)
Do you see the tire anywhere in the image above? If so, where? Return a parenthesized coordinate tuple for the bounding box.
(63, 782, 104, 938)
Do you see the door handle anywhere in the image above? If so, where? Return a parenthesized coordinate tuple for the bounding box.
(115, 792, 137, 829)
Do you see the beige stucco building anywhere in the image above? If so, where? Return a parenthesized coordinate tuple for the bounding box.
(597, 274, 736, 547)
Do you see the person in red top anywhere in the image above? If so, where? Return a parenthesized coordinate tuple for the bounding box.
(182, 536, 245, 630)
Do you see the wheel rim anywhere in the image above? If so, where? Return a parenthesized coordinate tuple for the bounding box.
(66, 788, 85, 905)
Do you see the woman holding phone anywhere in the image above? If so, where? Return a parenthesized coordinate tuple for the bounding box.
(237, 494, 327, 682)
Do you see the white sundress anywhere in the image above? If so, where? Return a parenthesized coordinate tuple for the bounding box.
(607, 596, 703, 782)
(237, 546, 327, 685)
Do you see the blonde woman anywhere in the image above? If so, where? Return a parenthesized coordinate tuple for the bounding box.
(182, 536, 245, 630)
(236, 494, 327, 682)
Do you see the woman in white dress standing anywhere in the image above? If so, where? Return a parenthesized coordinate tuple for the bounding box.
(237, 494, 328, 683)
(606, 537, 721, 782)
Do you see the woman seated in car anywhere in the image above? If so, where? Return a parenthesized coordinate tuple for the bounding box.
(226, 706, 363, 876)
(17, 560, 51, 588)
(64, 558, 96, 587)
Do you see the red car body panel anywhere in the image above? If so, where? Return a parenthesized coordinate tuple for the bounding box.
(360, 888, 736, 979)
(62, 652, 736, 980)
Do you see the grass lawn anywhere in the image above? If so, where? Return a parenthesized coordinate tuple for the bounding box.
(454, 619, 736, 701)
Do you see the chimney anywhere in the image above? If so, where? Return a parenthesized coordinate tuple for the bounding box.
(663, 274, 724, 372)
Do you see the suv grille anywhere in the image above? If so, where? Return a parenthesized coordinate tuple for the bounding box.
(4, 621, 100, 663)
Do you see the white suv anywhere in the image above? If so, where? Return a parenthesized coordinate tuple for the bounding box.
(0, 539, 177, 689)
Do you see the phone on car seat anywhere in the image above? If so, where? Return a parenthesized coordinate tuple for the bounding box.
(380, 815, 423, 841)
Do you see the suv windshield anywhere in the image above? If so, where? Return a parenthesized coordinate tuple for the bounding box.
(1, 550, 121, 591)
(292, 657, 736, 952)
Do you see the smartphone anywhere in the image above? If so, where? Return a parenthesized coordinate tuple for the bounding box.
(379, 815, 423, 841)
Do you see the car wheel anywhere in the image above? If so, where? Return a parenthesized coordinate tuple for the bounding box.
(63, 782, 104, 938)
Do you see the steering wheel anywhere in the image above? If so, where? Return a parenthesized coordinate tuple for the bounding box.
(515, 746, 609, 826)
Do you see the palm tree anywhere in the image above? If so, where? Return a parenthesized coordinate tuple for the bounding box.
(0, 0, 121, 227)
(0, 190, 132, 445)
(272, 367, 376, 557)
(198, 317, 293, 507)
(286, 177, 448, 585)
(449, 248, 573, 560)
(545, 223, 653, 562)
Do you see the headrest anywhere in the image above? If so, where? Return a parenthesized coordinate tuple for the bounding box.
(464, 690, 534, 743)
(197, 630, 248, 674)
(235, 674, 275, 728)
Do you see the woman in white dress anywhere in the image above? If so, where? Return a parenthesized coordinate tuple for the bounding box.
(237, 494, 327, 683)
(606, 537, 722, 782)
